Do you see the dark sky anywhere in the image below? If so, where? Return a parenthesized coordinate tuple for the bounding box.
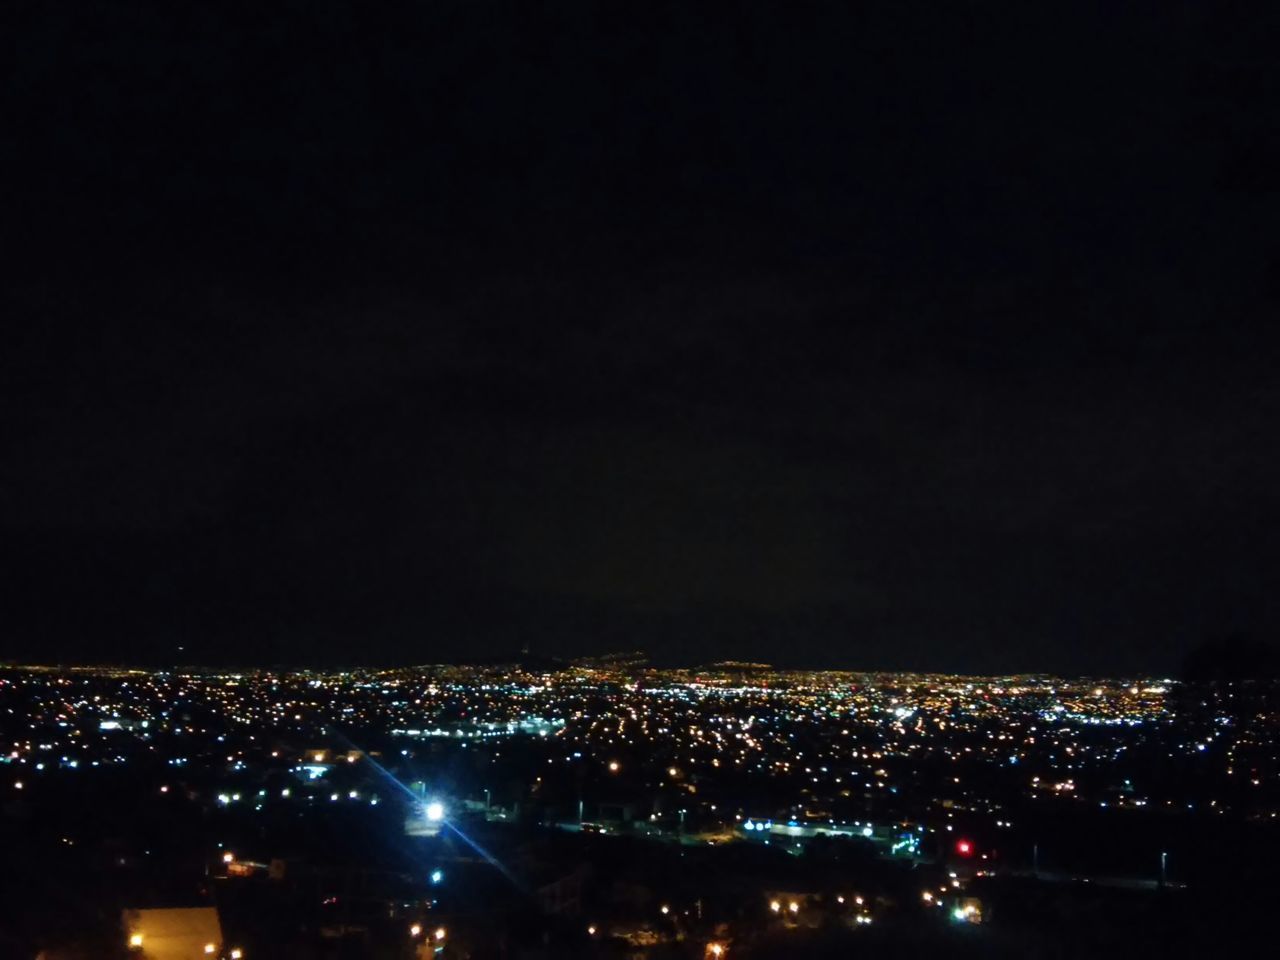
(4, 2, 1279, 673)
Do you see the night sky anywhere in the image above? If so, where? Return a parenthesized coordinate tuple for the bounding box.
(4, 3, 1278, 673)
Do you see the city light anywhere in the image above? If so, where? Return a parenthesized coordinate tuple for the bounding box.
(0, 662, 1255, 957)
(129, 933, 144, 948)
(434, 927, 447, 941)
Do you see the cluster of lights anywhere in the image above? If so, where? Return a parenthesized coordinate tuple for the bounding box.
(4, 664, 1275, 847)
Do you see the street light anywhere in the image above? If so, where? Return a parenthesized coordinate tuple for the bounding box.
(426, 801, 445, 822)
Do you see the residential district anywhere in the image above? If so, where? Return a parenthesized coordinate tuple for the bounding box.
(1, 661, 1276, 958)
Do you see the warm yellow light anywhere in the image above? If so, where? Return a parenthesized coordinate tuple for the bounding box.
(587, 925, 597, 935)
(434, 927, 447, 941)
(769, 900, 780, 913)
(788, 901, 799, 914)
(709, 945, 724, 957)
(204, 944, 216, 955)
(129, 933, 144, 948)
(229, 950, 243, 960)
(608, 761, 620, 773)
(410, 924, 422, 937)
(222, 852, 235, 863)
(668, 767, 679, 777)
(660, 904, 670, 915)
(922, 891, 933, 902)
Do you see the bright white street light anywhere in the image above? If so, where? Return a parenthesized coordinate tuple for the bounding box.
(426, 801, 445, 822)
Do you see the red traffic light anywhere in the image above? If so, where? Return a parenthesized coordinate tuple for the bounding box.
(955, 839, 973, 856)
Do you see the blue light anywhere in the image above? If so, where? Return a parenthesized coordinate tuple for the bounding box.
(431, 869, 443, 884)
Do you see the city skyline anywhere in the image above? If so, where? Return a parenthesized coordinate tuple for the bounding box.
(4, 4, 1277, 956)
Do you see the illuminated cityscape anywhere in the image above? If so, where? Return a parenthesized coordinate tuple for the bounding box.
(7, 2, 1278, 958)
(3, 661, 1277, 957)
